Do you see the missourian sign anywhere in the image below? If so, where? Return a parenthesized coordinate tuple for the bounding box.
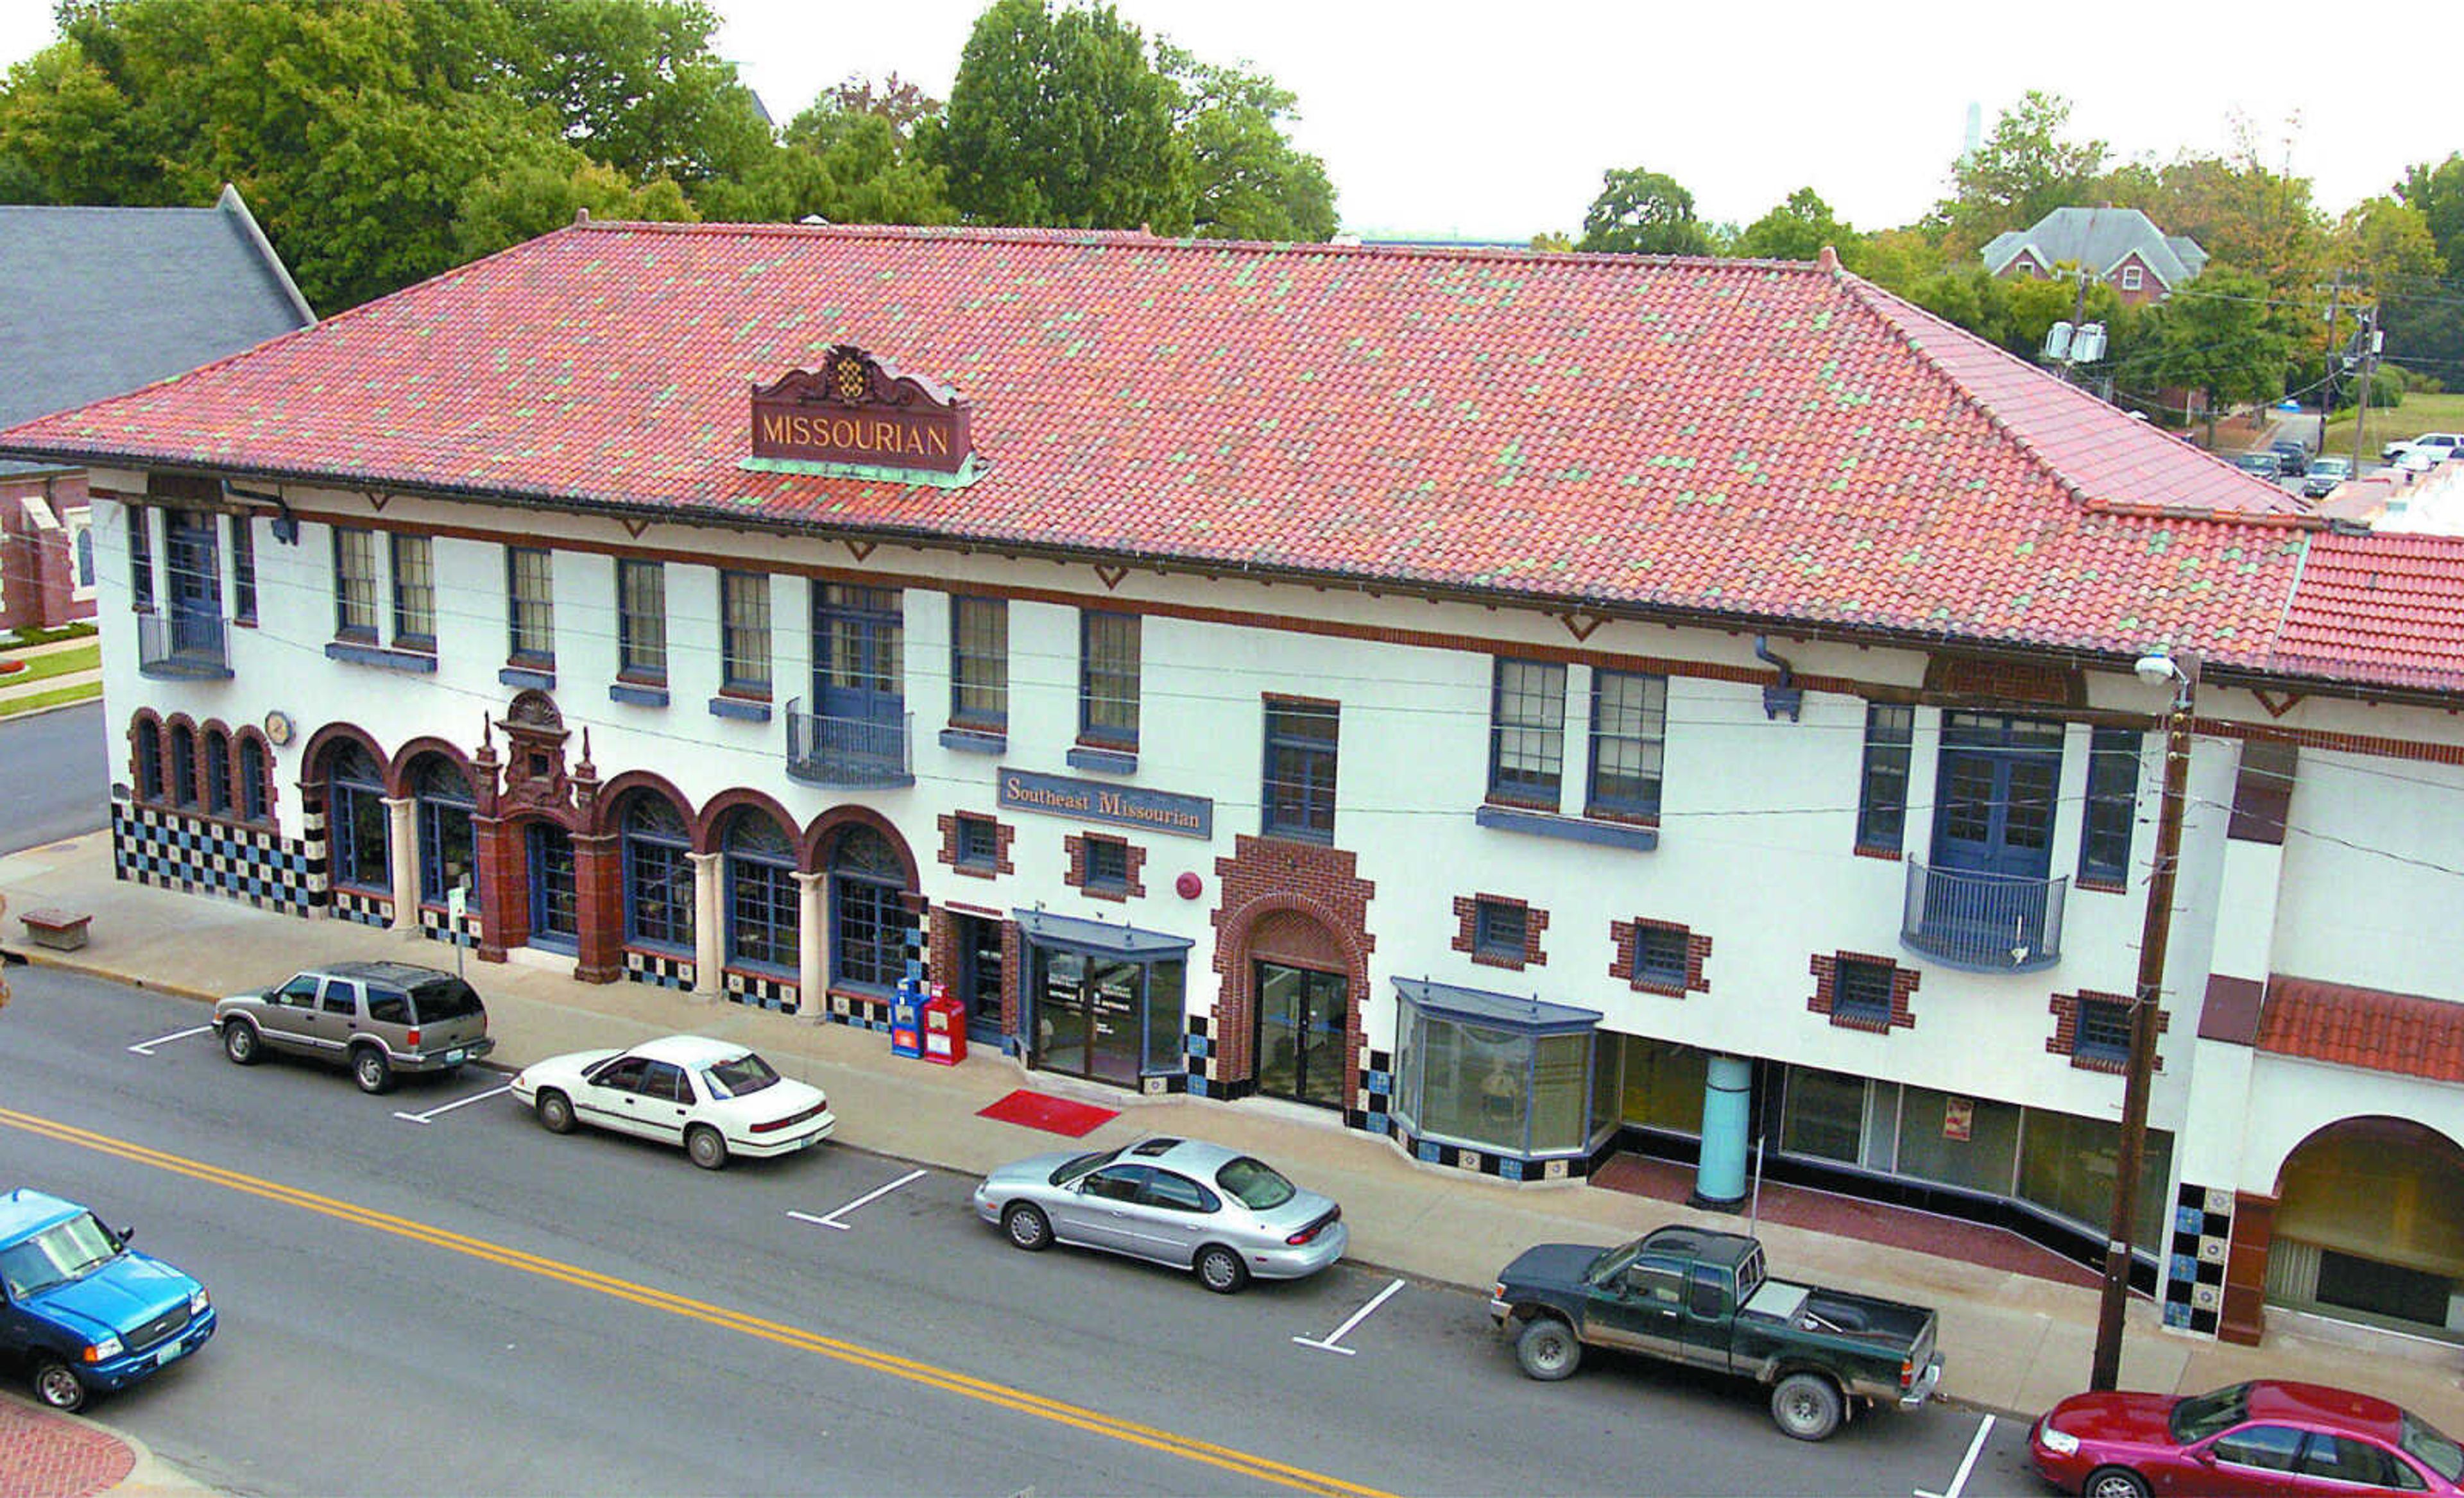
(998, 769, 1213, 840)
(750, 345, 971, 475)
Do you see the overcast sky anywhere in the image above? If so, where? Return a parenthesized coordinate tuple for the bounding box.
(3, 0, 2455, 241)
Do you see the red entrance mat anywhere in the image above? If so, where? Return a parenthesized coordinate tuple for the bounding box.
(978, 1088, 1120, 1138)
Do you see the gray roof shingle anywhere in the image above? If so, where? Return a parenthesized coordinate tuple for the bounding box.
(1980, 207, 2209, 287)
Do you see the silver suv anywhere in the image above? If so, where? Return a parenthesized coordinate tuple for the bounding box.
(213, 962, 492, 1094)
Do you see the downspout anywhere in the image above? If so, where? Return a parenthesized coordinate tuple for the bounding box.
(1754, 636, 1803, 721)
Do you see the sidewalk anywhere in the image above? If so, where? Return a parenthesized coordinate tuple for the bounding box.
(6, 828, 2462, 1492)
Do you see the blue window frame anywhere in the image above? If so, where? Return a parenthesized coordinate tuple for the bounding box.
(135, 720, 164, 801)
(1587, 670, 1666, 817)
(1833, 957, 1896, 1025)
(720, 570, 771, 694)
(955, 813, 999, 871)
(238, 736, 268, 821)
(1474, 899, 1527, 960)
(205, 731, 232, 816)
(1262, 698, 1339, 842)
(617, 559, 667, 680)
(168, 724, 198, 808)
(411, 758, 475, 905)
(1079, 611, 1140, 747)
(327, 742, 389, 892)
(392, 535, 436, 649)
(1487, 658, 1565, 806)
(2079, 726, 2143, 885)
(2077, 996, 2133, 1062)
(333, 527, 379, 639)
(128, 504, 155, 609)
(1084, 836, 1129, 893)
(830, 825, 908, 992)
(622, 794, 694, 951)
(228, 516, 257, 624)
(1635, 923, 1690, 988)
(507, 547, 554, 664)
(950, 595, 1007, 729)
(723, 810, 798, 975)
(1856, 703, 1914, 853)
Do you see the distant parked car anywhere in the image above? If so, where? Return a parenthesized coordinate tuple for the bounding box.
(215, 960, 491, 1094)
(2383, 432, 2464, 464)
(511, 1035, 834, 1170)
(973, 1136, 1347, 1293)
(2268, 439, 2309, 475)
(2302, 455, 2353, 497)
(2229, 450, 2286, 479)
(1, 1188, 216, 1413)
(2030, 1379, 2464, 1498)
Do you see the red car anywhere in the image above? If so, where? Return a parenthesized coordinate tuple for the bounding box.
(2030, 1379, 2464, 1497)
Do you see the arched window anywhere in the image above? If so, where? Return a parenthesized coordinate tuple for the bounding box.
(410, 756, 475, 905)
(327, 741, 389, 893)
(169, 724, 198, 808)
(830, 824, 909, 992)
(238, 737, 270, 822)
(622, 794, 694, 953)
(723, 809, 797, 974)
(134, 719, 164, 802)
(204, 731, 232, 816)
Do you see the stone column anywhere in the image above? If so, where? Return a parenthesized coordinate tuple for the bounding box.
(689, 851, 724, 997)
(382, 796, 419, 934)
(471, 815, 520, 962)
(793, 870, 829, 1017)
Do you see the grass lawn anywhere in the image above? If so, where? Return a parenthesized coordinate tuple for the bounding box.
(0, 639, 101, 687)
(2323, 392, 2464, 460)
(0, 679, 101, 719)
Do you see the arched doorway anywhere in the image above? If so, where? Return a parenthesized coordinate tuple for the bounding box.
(523, 820, 579, 955)
(1250, 909, 1349, 1111)
(2268, 1116, 2464, 1336)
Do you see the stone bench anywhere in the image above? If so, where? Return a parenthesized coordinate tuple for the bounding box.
(17, 907, 92, 951)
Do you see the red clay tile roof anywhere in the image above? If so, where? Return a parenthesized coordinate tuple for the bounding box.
(0, 223, 2327, 666)
(2271, 531, 2464, 694)
(2258, 975, 2464, 1084)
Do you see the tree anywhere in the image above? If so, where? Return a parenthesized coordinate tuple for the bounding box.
(2130, 264, 2291, 420)
(928, 0, 1193, 233)
(1935, 91, 2107, 253)
(1577, 167, 1711, 256)
(1156, 41, 1334, 242)
(501, 0, 774, 196)
(2388, 155, 2464, 379)
(1733, 187, 1859, 266)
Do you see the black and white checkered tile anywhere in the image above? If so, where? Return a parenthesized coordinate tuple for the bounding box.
(723, 968, 800, 1014)
(110, 801, 316, 917)
(2163, 1182, 2230, 1337)
(623, 948, 696, 991)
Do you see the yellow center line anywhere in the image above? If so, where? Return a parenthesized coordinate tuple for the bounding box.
(0, 1106, 1395, 1498)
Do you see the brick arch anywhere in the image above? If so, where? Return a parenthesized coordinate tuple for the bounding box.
(230, 724, 280, 821)
(389, 736, 479, 799)
(696, 787, 801, 861)
(593, 769, 696, 837)
(805, 805, 920, 890)
(158, 713, 203, 810)
(300, 721, 388, 794)
(126, 708, 166, 801)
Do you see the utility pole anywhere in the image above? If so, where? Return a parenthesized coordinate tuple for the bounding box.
(2091, 650, 2198, 1392)
(2350, 307, 2381, 475)
(2318, 276, 2346, 441)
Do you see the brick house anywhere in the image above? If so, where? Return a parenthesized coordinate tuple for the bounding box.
(1981, 205, 2209, 308)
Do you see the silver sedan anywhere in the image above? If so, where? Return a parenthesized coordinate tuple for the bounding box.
(972, 1136, 1348, 1293)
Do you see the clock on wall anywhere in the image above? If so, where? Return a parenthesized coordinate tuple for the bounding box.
(262, 710, 295, 747)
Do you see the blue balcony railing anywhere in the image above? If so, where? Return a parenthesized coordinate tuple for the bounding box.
(135, 611, 233, 679)
(784, 701, 912, 788)
(1901, 860, 2066, 971)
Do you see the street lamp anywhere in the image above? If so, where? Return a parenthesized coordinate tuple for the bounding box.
(2091, 649, 2200, 1391)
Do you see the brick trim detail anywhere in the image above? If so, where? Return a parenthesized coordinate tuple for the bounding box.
(1063, 831, 1145, 901)
(1610, 917, 1710, 997)
(937, 810, 1016, 880)
(1808, 950, 1917, 1032)
(1211, 836, 1374, 1103)
(1454, 892, 1548, 969)
(2048, 989, 2168, 1073)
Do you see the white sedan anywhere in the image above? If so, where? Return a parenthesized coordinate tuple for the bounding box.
(509, 1035, 834, 1170)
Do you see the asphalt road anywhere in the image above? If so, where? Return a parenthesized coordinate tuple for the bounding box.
(0, 967, 2058, 1497)
(0, 699, 107, 855)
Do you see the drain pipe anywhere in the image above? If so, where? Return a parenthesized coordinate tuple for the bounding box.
(1753, 636, 1804, 721)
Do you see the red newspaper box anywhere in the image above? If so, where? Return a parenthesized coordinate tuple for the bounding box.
(921, 992, 968, 1066)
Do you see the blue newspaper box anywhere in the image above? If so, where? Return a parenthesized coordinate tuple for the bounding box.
(890, 978, 926, 1059)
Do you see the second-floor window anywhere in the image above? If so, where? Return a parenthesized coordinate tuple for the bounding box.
(333, 527, 380, 638)
(618, 559, 667, 680)
(950, 595, 1008, 731)
(1834, 958, 1896, 1026)
(391, 534, 436, 649)
(1080, 611, 1140, 748)
(1084, 835, 1131, 894)
(1488, 658, 1566, 806)
(128, 504, 156, 609)
(720, 570, 771, 694)
(2079, 727, 2143, 885)
(1473, 898, 1528, 960)
(2120, 265, 2144, 291)
(508, 547, 554, 664)
(2077, 996, 2134, 1063)
(228, 516, 257, 624)
(1587, 670, 1666, 817)
(955, 813, 1000, 872)
(1856, 703, 1914, 854)
(1263, 698, 1339, 842)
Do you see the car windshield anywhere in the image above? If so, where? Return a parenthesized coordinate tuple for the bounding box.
(1213, 1156, 1297, 1210)
(700, 1051, 781, 1099)
(409, 979, 484, 1022)
(2169, 1383, 2252, 1445)
(2404, 1413, 2464, 1483)
(0, 1213, 120, 1299)
(1049, 1147, 1122, 1186)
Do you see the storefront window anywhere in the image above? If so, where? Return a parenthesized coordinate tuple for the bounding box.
(327, 741, 389, 893)
(1390, 979, 1611, 1161)
(2019, 1109, 2175, 1249)
(1895, 1085, 2022, 1196)
(411, 756, 475, 905)
(1779, 1067, 1868, 1164)
(1016, 910, 1190, 1089)
(621, 794, 693, 952)
(1620, 1039, 1706, 1136)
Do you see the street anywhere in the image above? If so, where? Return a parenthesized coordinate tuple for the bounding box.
(0, 966, 2058, 1497)
(0, 699, 107, 855)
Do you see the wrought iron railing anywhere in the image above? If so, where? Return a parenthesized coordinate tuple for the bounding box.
(784, 701, 912, 788)
(135, 611, 233, 679)
(1902, 860, 2066, 971)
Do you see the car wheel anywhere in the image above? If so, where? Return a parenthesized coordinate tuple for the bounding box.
(1514, 1315, 1580, 1380)
(1002, 1203, 1052, 1252)
(535, 1089, 575, 1134)
(685, 1125, 728, 1171)
(351, 1046, 394, 1095)
(33, 1357, 87, 1413)
(1770, 1371, 1844, 1441)
(1195, 1245, 1249, 1295)
(2085, 1467, 2152, 1498)
(221, 1020, 261, 1066)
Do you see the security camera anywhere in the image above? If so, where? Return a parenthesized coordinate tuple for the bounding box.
(2134, 654, 2177, 685)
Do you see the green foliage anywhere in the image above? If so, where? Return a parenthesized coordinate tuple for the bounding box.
(930, 0, 1192, 233)
(1577, 166, 1712, 256)
(1733, 187, 1861, 266)
(1935, 91, 2107, 253)
(501, 0, 774, 194)
(2132, 264, 2291, 409)
(1158, 41, 1334, 242)
(758, 89, 957, 226)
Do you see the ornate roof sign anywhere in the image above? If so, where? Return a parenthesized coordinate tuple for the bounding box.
(747, 344, 977, 484)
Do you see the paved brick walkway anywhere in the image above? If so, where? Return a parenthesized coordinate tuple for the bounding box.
(0, 1394, 137, 1498)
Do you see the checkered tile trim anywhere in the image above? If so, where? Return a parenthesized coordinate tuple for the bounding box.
(2162, 1181, 2230, 1336)
(721, 968, 800, 1014)
(1378, 1114, 1602, 1183)
(622, 948, 696, 991)
(824, 991, 896, 1031)
(110, 801, 315, 917)
(417, 904, 480, 949)
(329, 888, 391, 928)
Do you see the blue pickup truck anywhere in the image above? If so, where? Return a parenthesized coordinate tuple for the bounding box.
(0, 1188, 216, 1412)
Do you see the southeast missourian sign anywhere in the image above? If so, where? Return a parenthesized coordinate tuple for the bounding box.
(750, 345, 972, 475)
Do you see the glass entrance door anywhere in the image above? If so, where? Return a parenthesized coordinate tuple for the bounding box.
(164, 510, 223, 657)
(527, 822, 579, 952)
(1032, 949, 1145, 1087)
(1256, 963, 1347, 1109)
(955, 914, 1005, 1043)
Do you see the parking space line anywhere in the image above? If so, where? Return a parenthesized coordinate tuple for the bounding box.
(1292, 1277, 1405, 1356)
(391, 1084, 512, 1125)
(126, 1024, 214, 1056)
(1915, 1412, 1994, 1498)
(789, 1168, 927, 1231)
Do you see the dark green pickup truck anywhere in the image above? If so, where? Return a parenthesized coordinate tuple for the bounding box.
(1489, 1223, 1944, 1441)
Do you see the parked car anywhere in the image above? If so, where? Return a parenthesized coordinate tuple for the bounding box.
(973, 1136, 1347, 1293)
(2268, 438, 2310, 475)
(511, 1034, 833, 1170)
(214, 960, 492, 1094)
(2228, 450, 2286, 479)
(1, 1188, 216, 1413)
(2382, 432, 2464, 464)
(1490, 1224, 1943, 1442)
(2029, 1379, 2464, 1497)
(2302, 455, 2354, 498)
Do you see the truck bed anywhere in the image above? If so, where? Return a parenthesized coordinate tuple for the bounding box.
(1741, 1277, 1934, 1347)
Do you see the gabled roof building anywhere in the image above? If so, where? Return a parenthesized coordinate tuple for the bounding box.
(1982, 206, 2209, 306)
(9, 221, 2463, 1354)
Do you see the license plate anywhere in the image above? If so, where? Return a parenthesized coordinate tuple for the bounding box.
(155, 1340, 185, 1368)
(443, 1048, 465, 1064)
